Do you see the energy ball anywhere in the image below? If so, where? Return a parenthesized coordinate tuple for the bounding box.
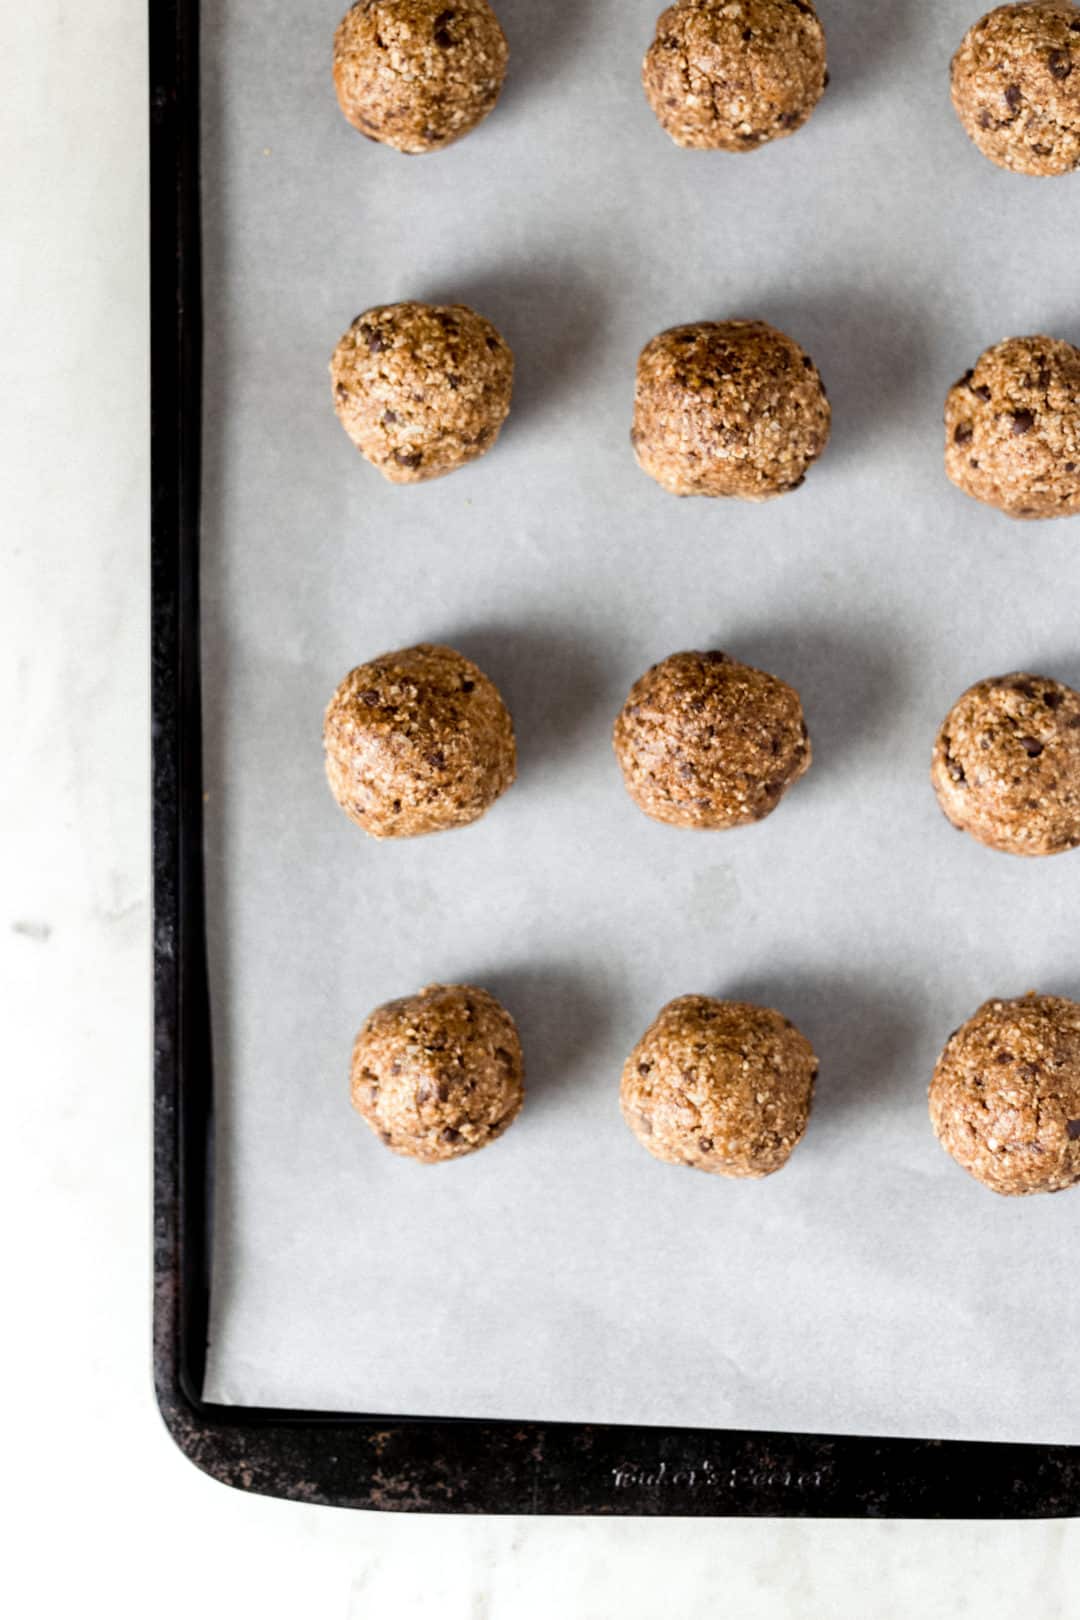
(950, 2, 1080, 176)
(643, 0, 828, 151)
(931, 672, 1080, 856)
(631, 320, 831, 499)
(351, 983, 524, 1162)
(929, 993, 1080, 1195)
(613, 649, 811, 829)
(333, 0, 509, 154)
(324, 642, 516, 838)
(944, 335, 1080, 518)
(621, 995, 818, 1178)
(331, 301, 513, 484)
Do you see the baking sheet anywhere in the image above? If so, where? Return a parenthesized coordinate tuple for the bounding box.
(199, 0, 1080, 1443)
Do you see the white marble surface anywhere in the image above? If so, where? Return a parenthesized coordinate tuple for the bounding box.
(2, 1, 1078, 1614)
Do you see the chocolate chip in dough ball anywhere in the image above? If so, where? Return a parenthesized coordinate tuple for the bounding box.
(944, 336, 1080, 519)
(622, 996, 818, 1178)
(931, 672, 1080, 856)
(331, 302, 513, 484)
(613, 650, 811, 829)
(333, 0, 509, 154)
(351, 983, 524, 1162)
(631, 320, 831, 499)
(930, 993, 1080, 1195)
(951, 3, 1080, 176)
(643, 0, 828, 150)
(324, 642, 516, 838)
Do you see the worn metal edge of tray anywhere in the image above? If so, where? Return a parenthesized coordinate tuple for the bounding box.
(148, 0, 1080, 1516)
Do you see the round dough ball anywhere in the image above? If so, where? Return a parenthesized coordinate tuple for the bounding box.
(944, 335, 1080, 519)
(351, 983, 524, 1162)
(324, 642, 516, 838)
(631, 320, 831, 499)
(930, 993, 1080, 1195)
(621, 995, 818, 1178)
(950, 3, 1080, 176)
(333, 0, 509, 154)
(331, 302, 514, 484)
(643, 0, 828, 151)
(931, 671, 1080, 856)
(613, 649, 811, 829)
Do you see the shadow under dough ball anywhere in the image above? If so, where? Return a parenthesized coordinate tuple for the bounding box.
(643, 0, 828, 150)
(351, 983, 525, 1162)
(333, 0, 509, 153)
(324, 642, 516, 838)
(951, 2, 1080, 176)
(331, 302, 514, 484)
(931, 671, 1080, 856)
(621, 996, 818, 1178)
(631, 320, 830, 499)
(944, 335, 1080, 519)
(613, 649, 811, 829)
(930, 993, 1080, 1195)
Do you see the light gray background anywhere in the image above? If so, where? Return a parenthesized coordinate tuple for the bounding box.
(201, 0, 1080, 1442)
(11, 2, 1080, 1611)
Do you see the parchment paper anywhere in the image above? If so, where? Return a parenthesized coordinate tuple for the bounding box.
(200, 0, 1080, 1442)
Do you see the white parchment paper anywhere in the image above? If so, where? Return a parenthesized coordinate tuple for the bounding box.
(200, 0, 1080, 1442)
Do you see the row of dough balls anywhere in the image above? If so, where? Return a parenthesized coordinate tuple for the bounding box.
(350, 982, 1080, 1197)
(334, 1, 1080, 177)
(324, 643, 1080, 856)
(330, 305, 1080, 520)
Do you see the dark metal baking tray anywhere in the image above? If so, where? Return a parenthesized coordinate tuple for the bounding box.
(150, 0, 1080, 1513)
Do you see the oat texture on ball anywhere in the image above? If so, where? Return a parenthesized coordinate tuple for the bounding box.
(613, 649, 811, 829)
(631, 320, 831, 499)
(351, 983, 525, 1162)
(950, 2, 1080, 176)
(944, 335, 1080, 518)
(621, 995, 818, 1177)
(643, 0, 828, 150)
(324, 642, 516, 838)
(929, 993, 1080, 1195)
(333, 0, 509, 154)
(932, 671, 1080, 856)
(331, 301, 514, 483)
